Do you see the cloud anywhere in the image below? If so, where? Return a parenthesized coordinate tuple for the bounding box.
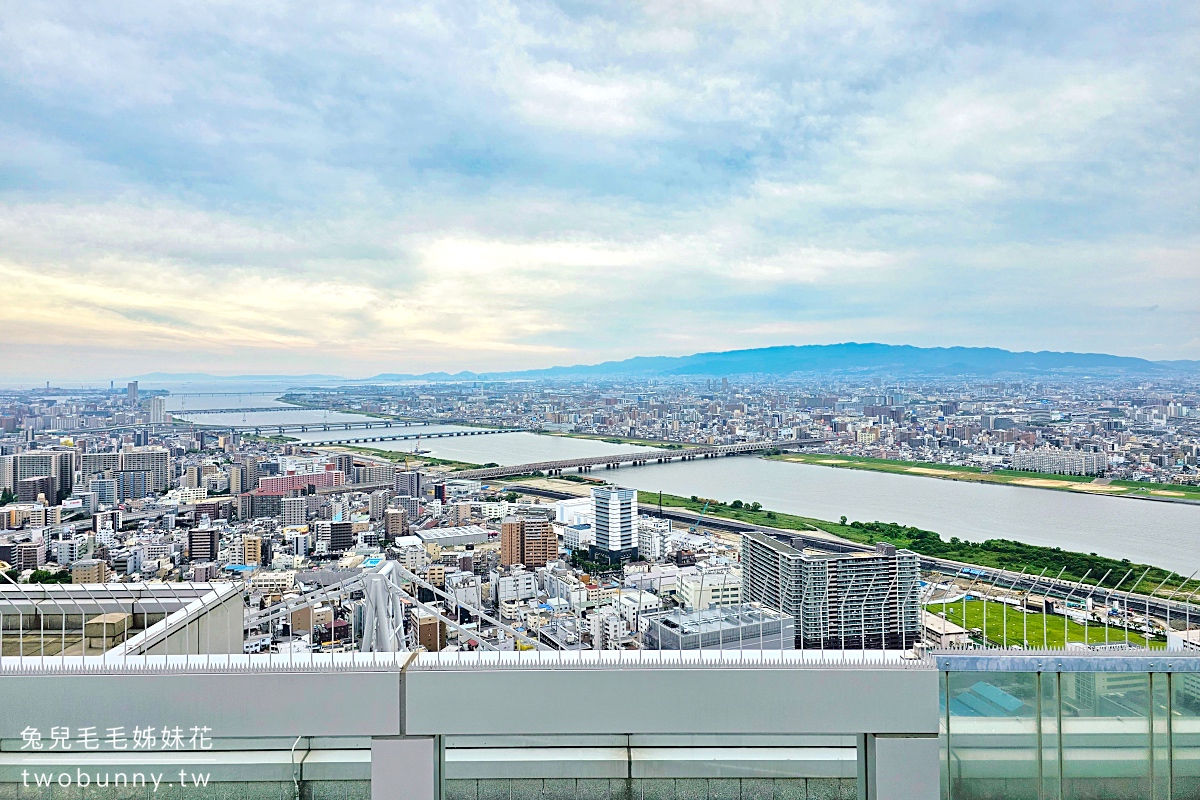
(0, 0, 1198, 379)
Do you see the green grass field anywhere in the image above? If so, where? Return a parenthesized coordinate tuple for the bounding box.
(929, 599, 1162, 649)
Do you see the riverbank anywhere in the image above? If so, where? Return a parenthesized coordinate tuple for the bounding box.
(635, 489, 1198, 598)
(534, 431, 692, 450)
(766, 452, 1200, 504)
(326, 444, 482, 472)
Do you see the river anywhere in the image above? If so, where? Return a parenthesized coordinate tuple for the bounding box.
(308, 428, 1200, 573)
(168, 405, 1200, 572)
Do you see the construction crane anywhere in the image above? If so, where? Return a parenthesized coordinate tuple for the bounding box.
(689, 501, 710, 535)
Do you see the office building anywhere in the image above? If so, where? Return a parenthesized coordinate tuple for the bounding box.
(188, 527, 219, 562)
(500, 515, 558, 568)
(741, 530, 921, 649)
(127, 381, 139, 405)
(590, 485, 638, 564)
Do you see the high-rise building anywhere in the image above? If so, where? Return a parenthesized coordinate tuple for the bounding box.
(89, 478, 118, 507)
(590, 486, 638, 564)
(0, 454, 13, 494)
(500, 515, 558, 568)
(395, 470, 423, 497)
(17, 475, 54, 504)
(127, 381, 139, 405)
(80, 452, 121, 478)
(148, 396, 167, 424)
(740, 530, 921, 649)
(329, 521, 355, 553)
(119, 447, 171, 491)
(116, 470, 152, 501)
(397, 495, 421, 520)
(282, 496, 307, 526)
(369, 489, 392, 521)
(187, 527, 219, 562)
(384, 508, 408, 540)
(14, 451, 74, 502)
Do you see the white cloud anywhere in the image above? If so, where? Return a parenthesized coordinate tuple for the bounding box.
(0, 0, 1197, 379)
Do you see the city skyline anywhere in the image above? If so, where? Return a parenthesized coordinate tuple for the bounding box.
(2, 2, 1199, 380)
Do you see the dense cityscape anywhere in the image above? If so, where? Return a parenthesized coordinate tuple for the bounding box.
(2, 373, 1198, 660)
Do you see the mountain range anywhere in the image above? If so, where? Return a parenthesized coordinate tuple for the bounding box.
(134, 343, 1199, 383)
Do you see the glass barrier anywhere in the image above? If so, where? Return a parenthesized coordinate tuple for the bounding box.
(945, 669, 1200, 800)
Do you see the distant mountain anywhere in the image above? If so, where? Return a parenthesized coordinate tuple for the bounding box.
(367, 343, 1193, 381)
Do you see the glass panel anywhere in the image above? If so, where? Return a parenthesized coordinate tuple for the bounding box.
(1152, 673, 1170, 800)
(941, 671, 950, 800)
(946, 671, 1040, 800)
(1042, 673, 1061, 800)
(1061, 671, 1150, 800)
(1173, 671, 1200, 800)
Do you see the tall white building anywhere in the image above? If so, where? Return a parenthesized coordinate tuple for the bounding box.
(591, 486, 638, 563)
(148, 396, 167, 424)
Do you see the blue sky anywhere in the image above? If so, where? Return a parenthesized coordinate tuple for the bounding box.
(1, 1, 1198, 379)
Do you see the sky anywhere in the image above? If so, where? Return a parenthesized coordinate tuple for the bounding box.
(1, 1, 1199, 380)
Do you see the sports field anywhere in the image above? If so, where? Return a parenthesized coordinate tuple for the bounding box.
(928, 599, 1163, 649)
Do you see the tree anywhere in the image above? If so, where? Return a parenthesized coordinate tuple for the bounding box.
(840, 516, 848, 526)
(750, 502, 762, 512)
(730, 500, 743, 509)
(29, 569, 71, 584)
(504, 492, 519, 503)
(0, 488, 15, 506)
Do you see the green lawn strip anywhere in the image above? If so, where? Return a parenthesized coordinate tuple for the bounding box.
(335, 445, 481, 471)
(769, 453, 1200, 498)
(537, 431, 692, 450)
(639, 491, 1197, 600)
(930, 599, 1160, 649)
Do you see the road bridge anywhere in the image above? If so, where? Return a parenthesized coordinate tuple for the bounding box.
(298, 428, 516, 445)
(449, 438, 831, 480)
(176, 405, 320, 414)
